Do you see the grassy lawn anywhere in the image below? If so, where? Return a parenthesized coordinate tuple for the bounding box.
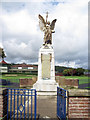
(64, 76, 90, 85)
(85, 86, 90, 89)
(0, 74, 33, 83)
(0, 74, 90, 86)
(0, 85, 13, 88)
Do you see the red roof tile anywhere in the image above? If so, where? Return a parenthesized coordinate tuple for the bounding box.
(0, 60, 8, 64)
(11, 64, 38, 68)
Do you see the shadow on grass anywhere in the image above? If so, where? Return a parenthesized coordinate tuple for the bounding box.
(0, 79, 19, 88)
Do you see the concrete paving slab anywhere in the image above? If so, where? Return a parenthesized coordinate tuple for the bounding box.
(37, 96, 58, 119)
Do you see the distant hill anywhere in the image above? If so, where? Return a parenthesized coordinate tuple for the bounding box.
(55, 66, 71, 73)
(55, 65, 89, 74)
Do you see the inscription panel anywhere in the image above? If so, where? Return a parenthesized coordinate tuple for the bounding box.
(42, 54, 51, 79)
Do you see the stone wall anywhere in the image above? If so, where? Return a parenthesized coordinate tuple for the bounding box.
(19, 76, 37, 87)
(68, 89, 90, 119)
(0, 88, 7, 120)
(56, 76, 79, 88)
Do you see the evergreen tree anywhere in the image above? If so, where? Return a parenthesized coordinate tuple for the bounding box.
(0, 48, 6, 60)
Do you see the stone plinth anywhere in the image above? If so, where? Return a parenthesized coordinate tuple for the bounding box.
(38, 45, 55, 81)
(33, 80, 58, 91)
(33, 44, 58, 93)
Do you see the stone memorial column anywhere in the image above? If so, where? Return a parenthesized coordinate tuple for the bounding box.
(33, 13, 58, 94)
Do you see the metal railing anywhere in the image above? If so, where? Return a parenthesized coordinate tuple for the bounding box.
(57, 87, 67, 120)
(7, 88, 37, 120)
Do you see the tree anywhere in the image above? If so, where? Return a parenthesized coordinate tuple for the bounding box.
(63, 68, 85, 76)
(76, 68, 85, 76)
(0, 48, 6, 60)
(63, 69, 71, 76)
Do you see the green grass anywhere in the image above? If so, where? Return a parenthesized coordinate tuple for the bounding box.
(2, 75, 32, 79)
(0, 85, 12, 88)
(1, 74, 90, 86)
(64, 76, 90, 85)
(64, 76, 88, 80)
(0, 74, 33, 83)
(85, 86, 90, 89)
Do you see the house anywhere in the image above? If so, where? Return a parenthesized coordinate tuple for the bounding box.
(9, 63, 38, 74)
(0, 60, 8, 73)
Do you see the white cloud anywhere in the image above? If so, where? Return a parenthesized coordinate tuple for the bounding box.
(58, 61, 80, 68)
(2, 9, 38, 35)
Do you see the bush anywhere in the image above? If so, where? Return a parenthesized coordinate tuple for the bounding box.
(63, 68, 84, 76)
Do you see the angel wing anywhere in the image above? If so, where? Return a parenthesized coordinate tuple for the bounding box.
(38, 14, 46, 31)
(50, 19, 57, 30)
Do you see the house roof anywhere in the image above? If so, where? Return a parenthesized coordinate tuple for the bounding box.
(11, 64, 38, 68)
(0, 60, 8, 64)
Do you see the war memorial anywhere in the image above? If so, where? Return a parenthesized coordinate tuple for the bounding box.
(33, 13, 58, 94)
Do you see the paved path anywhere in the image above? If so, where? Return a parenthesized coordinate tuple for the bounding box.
(78, 83, 90, 89)
(37, 96, 58, 119)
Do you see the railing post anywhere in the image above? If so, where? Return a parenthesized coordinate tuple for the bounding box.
(34, 90, 37, 120)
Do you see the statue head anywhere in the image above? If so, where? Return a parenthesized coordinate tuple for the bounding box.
(47, 21, 50, 25)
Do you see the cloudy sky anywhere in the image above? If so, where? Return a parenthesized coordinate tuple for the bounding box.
(0, 0, 88, 69)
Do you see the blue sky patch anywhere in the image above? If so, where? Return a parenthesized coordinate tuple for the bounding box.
(51, 2, 59, 5)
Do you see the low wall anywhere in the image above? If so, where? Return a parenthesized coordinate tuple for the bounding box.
(19, 76, 37, 87)
(68, 89, 90, 119)
(0, 88, 7, 120)
(56, 76, 79, 88)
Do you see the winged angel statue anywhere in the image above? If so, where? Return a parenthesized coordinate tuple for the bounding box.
(38, 13, 57, 45)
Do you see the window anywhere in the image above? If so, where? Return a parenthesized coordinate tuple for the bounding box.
(18, 67, 22, 69)
(28, 67, 33, 69)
